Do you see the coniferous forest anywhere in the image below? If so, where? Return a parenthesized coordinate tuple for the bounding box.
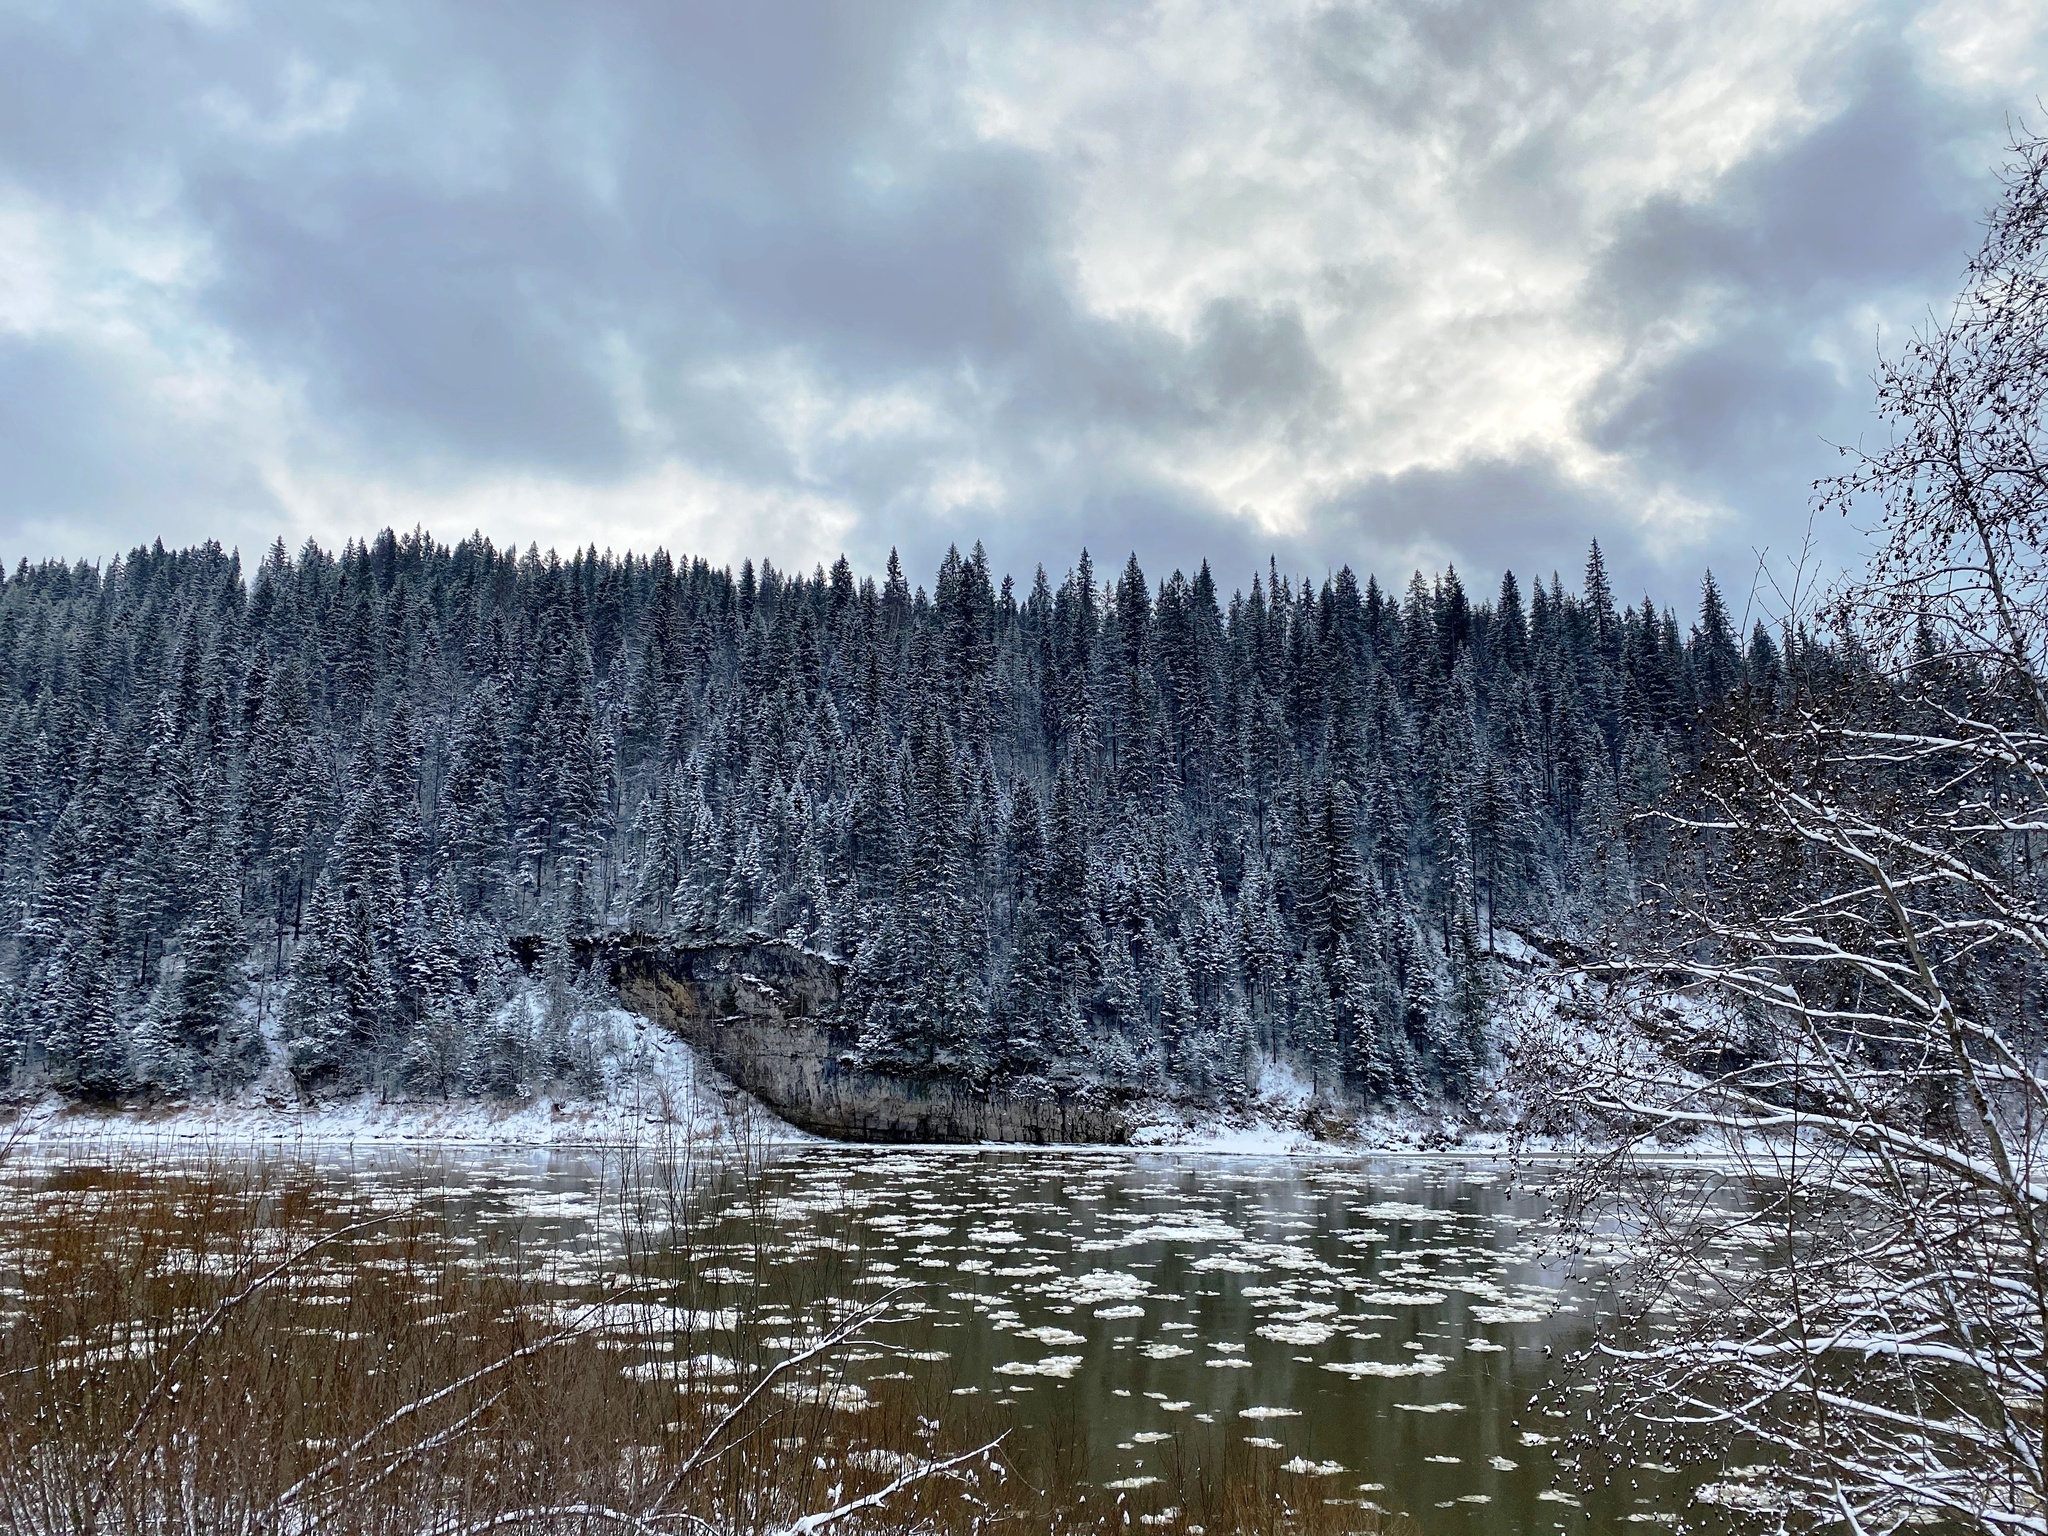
(0, 533, 1758, 1108)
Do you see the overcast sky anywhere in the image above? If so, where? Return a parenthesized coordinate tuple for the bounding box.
(2, 0, 2043, 604)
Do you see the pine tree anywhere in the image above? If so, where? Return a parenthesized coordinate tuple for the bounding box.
(50, 871, 128, 1098)
(143, 858, 258, 1091)
(1290, 953, 1339, 1098)
(1692, 570, 1741, 701)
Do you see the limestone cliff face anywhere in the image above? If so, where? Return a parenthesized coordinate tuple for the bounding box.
(594, 936, 1127, 1144)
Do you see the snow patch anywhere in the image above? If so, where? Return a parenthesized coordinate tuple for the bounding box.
(12, 997, 807, 1151)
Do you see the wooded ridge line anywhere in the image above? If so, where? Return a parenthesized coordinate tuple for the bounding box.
(0, 534, 1766, 1112)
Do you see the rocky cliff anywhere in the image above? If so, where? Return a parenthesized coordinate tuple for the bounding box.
(586, 936, 1128, 1144)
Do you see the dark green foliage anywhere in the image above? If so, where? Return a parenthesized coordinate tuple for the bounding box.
(0, 530, 1740, 1108)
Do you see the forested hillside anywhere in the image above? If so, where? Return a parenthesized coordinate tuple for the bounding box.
(0, 534, 1757, 1106)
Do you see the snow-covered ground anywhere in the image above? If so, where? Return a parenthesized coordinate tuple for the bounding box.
(1119, 1056, 1534, 1157)
(8, 1002, 815, 1152)
(6, 938, 1645, 1159)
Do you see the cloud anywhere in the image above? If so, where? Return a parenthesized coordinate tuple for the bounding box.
(0, 0, 2040, 604)
(1579, 40, 1987, 585)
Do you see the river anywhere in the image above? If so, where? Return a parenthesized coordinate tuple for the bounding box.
(6, 1142, 1717, 1531)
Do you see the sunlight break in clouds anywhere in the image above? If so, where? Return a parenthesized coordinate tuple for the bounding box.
(0, 0, 2041, 592)
(940, 0, 1878, 553)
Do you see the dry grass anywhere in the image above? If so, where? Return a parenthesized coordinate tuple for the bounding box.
(0, 1131, 1409, 1536)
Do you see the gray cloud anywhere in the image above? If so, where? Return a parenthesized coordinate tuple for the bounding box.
(1579, 40, 1991, 581)
(0, 0, 2039, 607)
(1308, 453, 1637, 592)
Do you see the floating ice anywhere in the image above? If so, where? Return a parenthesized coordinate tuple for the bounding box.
(1358, 1202, 1454, 1222)
(1256, 1321, 1337, 1346)
(1238, 1244, 1337, 1274)
(1139, 1343, 1191, 1359)
(620, 1354, 741, 1383)
(1470, 1304, 1551, 1323)
(1321, 1355, 1449, 1378)
(1280, 1457, 1345, 1476)
(1094, 1214, 1242, 1248)
(775, 1380, 872, 1412)
(993, 1354, 1085, 1379)
(1238, 1406, 1301, 1420)
(1094, 1304, 1146, 1319)
(1053, 1269, 1151, 1306)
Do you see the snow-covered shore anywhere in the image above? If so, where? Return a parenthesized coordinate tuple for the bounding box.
(4, 960, 1603, 1160)
(5, 1003, 815, 1153)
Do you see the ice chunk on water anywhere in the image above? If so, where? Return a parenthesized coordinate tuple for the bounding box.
(1280, 1457, 1345, 1476)
(1191, 1254, 1261, 1273)
(620, 1353, 740, 1382)
(993, 1354, 1085, 1379)
(1321, 1355, 1449, 1378)
(1052, 1269, 1151, 1305)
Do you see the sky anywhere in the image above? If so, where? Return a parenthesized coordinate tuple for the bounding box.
(2, 0, 2044, 608)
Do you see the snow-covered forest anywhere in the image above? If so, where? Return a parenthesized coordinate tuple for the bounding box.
(0, 532, 1758, 1106)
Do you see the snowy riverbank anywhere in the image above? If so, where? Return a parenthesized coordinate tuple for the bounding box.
(5, 1002, 815, 1152)
(4, 959, 1608, 1159)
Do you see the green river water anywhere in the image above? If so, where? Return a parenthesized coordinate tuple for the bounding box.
(16, 1144, 1728, 1531)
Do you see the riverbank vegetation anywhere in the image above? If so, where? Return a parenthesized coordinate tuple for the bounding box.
(0, 1138, 1417, 1536)
(1527, 128, 2048, 1535)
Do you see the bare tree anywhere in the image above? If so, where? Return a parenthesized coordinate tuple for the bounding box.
(1525, 128, 2048, 1534)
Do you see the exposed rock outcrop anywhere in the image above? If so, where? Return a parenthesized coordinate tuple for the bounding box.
(587, 936, 1127, 1144)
